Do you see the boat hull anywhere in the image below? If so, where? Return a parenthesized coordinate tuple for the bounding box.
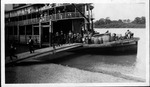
(82, 38, 139, 55)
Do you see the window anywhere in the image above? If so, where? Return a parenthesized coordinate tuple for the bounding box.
(11, 17, 18, 22)
(10, 17, 13, 22)
(19, 26, 25, 35)
(32, 13, 36, 18)
(22, 15, 26, 20)
(49, 9, 54, 15)
(14, 26, 18, 35)
(8, 26, 13, 35)
(28, 14, 32, 19)
(37, 13, 41, 18)
(34, 27, 39, 35)
(26, 25, 32, 35)
(19, 16, 22, 21)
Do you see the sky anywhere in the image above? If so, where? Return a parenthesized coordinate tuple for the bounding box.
(92, 1, 146, 21)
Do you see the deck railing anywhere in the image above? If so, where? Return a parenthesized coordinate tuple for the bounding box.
(6, 12, 84, 26)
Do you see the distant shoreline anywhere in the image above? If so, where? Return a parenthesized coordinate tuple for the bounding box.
(94, 23, 145, 28)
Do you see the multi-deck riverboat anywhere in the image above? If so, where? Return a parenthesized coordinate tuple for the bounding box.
(5, 3, 94, 47)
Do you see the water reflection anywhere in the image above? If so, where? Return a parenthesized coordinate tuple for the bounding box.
(65, 47, 137, 66)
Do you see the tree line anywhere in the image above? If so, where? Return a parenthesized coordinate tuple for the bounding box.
(94, 16, 146, 28)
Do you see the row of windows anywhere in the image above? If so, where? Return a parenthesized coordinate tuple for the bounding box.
(6, 26, 39, 35)
(5, 13, 40, 22)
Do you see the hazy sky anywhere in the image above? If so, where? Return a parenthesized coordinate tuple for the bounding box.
(93, 3, 146, 21)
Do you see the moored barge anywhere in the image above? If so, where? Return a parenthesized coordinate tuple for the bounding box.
(82, 33, 140, 54)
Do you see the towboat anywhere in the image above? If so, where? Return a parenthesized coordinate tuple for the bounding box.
(82, 33, 140, 54)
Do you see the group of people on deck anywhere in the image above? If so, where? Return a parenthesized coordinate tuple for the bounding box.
(106, 30, 134, 41)
(125, 30, 134, 39)
(52, 31, 82, 46)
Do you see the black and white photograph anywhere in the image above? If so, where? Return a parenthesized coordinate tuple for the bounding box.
(1, 0, 149, 86)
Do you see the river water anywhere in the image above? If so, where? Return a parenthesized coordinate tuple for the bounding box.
(57, 28, 147, 81)
(94, 28, 147, 78)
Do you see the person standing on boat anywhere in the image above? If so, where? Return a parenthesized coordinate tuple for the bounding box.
(105, 30, 109, 33)
(60, 31, 64, 45)
(56, 32, 60, 46)
(73, 33, 77, 43)
(68, 31, 73, 44)
(88, 32, 92, 44)
(125, 30, 133, 39)
(63, 33, 67, 44)
(125, 30, 129, 38)
(129, 30, 133, 38)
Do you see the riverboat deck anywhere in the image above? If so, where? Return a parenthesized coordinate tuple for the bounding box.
(82, 37, 140, 54)
(83, 37, 139, 48)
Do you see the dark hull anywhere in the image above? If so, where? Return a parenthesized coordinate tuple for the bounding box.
(82, 38, 139, 55)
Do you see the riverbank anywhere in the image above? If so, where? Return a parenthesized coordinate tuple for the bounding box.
(6, 63, 137, 83)
(94, 23, 145, 28)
